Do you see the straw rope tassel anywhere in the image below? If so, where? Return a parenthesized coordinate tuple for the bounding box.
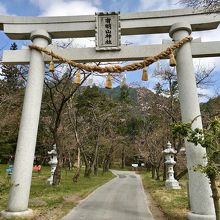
(169, 51, 177, 67)
(142, 66, 148, 81)
(49, 58, 55, 73)
(105, 73, 112, 89)
(74, 71, 81, 85)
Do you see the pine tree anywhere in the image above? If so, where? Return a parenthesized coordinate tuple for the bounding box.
(1, 42, 25, 92)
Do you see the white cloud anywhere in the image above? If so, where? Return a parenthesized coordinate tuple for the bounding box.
(29, 0, 101, 47)
(138, 0, 180, 11)
(84, 74, 106, 87)
(30, 0, 101, 16)
(89, 0, 102, 7)
(0, 3, 9, 15)
(42, 1, 99, 16)
(193, 27, 220, 46)
(29, 0, 62, 10)
(71, 38, 95, 48)
(197, 87, 216, 102)
(122, 33, 169, 46)
(52, 37, 95, 49)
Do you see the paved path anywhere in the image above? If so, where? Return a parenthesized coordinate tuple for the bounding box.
(62, 170, 155, 220)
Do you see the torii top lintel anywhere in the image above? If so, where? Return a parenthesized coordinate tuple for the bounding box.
(0, 8, 220, 40)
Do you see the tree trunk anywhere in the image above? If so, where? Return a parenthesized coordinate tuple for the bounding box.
(91, 135, 99, 176)
(121, 146, 125, 169)
(210, 176, 220, 220)
(176, 168, 188, 180)
(156, 156, 163, 180)
(93, 146, 99, 176)
(156, 166, 160, 180)
(68, 152, 72, 170)
(163, 160, 166, 181)
(80, 146, 91, 178)
(103, 146, 114, 173)
(84, 164, 92, 177)
(103, 161, 108, 173)
(53, 135, 62, 185)
(151, 166, 156, 179)
(53, 161, 62, 185)
(94, 163, 98, 176)
(73, 146, 81, 182)
(103, 157, 111, 173)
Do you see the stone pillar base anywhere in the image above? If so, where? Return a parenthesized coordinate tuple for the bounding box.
(187, 212, 215, 220)
(47, 176, 53, 185)
(165, 179, 181, 189)
(1, 209, 33, 219)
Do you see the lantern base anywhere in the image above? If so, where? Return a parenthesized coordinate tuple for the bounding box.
(165, 179, 181, 189)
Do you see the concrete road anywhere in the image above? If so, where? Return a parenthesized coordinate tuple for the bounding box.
(62, 170, 155, 220)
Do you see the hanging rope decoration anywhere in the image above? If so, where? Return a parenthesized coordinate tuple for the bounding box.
(105, 73, 112, 89)
(29, 36, 192, 73)
(49, 57, 55, 73)
(142, 64, 148, 81)
(74, 70, 81, 85)
(169, 50, 177, 67)
(29, 36, 192, 88)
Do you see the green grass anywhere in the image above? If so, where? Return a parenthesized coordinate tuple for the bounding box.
(140, 171, 188, 220)
(0, 165, 114, 219)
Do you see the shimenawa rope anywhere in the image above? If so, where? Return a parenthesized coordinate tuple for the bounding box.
(29, 36, 193, 73)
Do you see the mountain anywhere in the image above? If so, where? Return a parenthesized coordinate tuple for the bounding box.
(201, 95, 220, 119)
(101, 86, 138, 101)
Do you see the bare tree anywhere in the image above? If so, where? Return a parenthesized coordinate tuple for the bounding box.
(43, 63, 91, 185)
(179, 0, 220, 12)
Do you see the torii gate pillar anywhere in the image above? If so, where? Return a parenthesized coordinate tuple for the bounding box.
(1, 29, 51, 219)
(170, 22, 215, 220)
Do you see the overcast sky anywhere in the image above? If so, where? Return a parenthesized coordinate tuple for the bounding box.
(0, 0, 219, 100)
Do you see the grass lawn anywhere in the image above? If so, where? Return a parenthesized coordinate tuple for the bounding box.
(140, 171, 189, 220)
(0, 164, 114, 220)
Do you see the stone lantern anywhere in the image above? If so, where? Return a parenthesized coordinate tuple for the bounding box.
(47, 144, 58, 185)
(163, 141, 181, 189)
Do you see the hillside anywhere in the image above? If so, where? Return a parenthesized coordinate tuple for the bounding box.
(101, 86, 138, 101)
(201, 95, 220, 123)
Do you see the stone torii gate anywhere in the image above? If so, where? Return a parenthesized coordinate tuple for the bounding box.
(0, 8, 220, 220)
